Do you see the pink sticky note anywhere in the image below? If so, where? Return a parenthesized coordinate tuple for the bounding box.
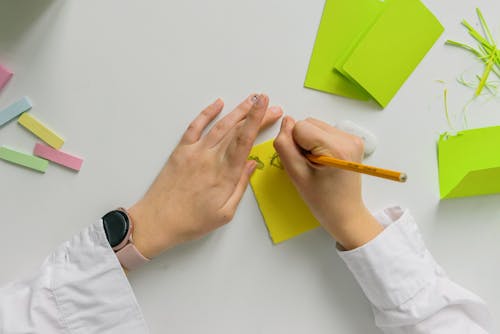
(33, 143, 84, 171)
(0, 64, 13, 91)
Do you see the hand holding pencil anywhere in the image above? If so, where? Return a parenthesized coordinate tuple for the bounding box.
(274, 116, 388, 250)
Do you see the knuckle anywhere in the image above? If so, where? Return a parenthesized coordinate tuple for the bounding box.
(352, 136, 365, 151)
(186, 121, 198, 133)
(172, 147, 197, 165)
(332, 148, 350, 161)
(212, 121, 226, 135)
(236, 133, 252, 147)
(200, 108, 213, 118)
(294, 119, 307, 128)
(168, 150, 183, 167)
(344, 134, 365, 157)
(292, 120, 307, 136)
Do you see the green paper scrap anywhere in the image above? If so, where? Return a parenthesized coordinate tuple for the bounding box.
(438, 126, 500, 199)
(446, 8, 500, 96)
(304, 0, 385, 100)
(0, 146, 49, 173)
(336, 0, 444, 107)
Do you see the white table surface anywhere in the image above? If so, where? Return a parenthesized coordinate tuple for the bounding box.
(1, 0, 499, 332)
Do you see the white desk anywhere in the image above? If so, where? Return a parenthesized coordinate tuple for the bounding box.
(1, 0, 499, 332)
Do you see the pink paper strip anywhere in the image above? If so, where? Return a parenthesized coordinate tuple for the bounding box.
(0, 64, 13, 91)
(33, 143, 84, 171)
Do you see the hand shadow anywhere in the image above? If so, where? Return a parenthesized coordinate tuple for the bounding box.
(0, 0, 64, 52)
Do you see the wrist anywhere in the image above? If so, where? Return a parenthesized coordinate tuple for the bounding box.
(128, 202, 179, 259)
(325, 207, 384, 251)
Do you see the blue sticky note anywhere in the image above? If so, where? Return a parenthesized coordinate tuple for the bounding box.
(0, 97, 32, 127)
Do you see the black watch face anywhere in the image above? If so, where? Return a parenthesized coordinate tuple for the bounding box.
(102, 210, 129, 248)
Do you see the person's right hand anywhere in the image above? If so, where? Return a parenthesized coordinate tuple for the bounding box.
(274, 117, 383, 250)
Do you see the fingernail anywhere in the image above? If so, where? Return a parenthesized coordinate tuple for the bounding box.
(269, 106, 282, 114)
(251, 94, 260, 105)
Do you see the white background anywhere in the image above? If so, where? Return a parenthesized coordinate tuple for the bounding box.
(1, 0, 499, 333)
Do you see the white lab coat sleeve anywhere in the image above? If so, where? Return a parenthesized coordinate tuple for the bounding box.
(0, 221, 149, 334)
(338, 207, 494, 334)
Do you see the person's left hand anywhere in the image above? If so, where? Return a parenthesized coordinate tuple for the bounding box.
(129, 94, 282, 259)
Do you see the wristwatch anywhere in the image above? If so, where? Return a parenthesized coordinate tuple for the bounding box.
(102, 208, 150, 270)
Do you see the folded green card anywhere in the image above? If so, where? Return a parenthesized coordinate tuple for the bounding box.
(306, 0, 444, 108)
(438, 126, 500, 199)
(304, 0, 385, 100)
(336, 0, 444, 107)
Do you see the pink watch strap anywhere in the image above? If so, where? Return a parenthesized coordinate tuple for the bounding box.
(116, 243, 150, 271)
(113, 208, 150, 271)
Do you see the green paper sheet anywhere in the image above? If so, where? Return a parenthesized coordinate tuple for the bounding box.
(249, 140, 320, 244)
(438, 126, 500, 199)
(337, 0, 444, 107)
(304, 0, 385, 100)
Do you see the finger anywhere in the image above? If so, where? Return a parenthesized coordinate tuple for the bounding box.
(259, 106, 283, 131)
(204, 94, 259, 148)
(292, 120, 332, 154)
(305, 118, 362, 145)
(304, 117, 337, 132)
(224, 94, 269, 165)
(293, 120, 359, 160)
(180, 98, 224, 145)
(220, 160, 256, 220)
(219, 105, 283, 152)
(273, 116, 309, 179)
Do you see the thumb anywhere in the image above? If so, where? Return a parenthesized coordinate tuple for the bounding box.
(273, 116, 309, 179)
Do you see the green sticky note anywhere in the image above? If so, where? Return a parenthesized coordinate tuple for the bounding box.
(337, 0, 444, 107)
(304, 0, 385, 100)
(249, 140, 320, 244)
(0, 146, 49, 173)
(438, 126, 500, 199)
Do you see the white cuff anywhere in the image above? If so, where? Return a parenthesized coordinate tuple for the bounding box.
(337, 207, 440, 309)
(49, 221, 149, 333)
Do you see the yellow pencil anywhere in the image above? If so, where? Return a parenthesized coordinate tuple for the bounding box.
(306, 154, 407, 183)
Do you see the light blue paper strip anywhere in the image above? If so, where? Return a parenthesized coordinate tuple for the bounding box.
(0, 97, 32, 127)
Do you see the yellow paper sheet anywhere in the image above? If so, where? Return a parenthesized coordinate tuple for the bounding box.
(249, 140, 320, 244)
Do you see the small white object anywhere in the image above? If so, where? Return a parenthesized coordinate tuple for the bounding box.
(337, 120, 377, 156)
